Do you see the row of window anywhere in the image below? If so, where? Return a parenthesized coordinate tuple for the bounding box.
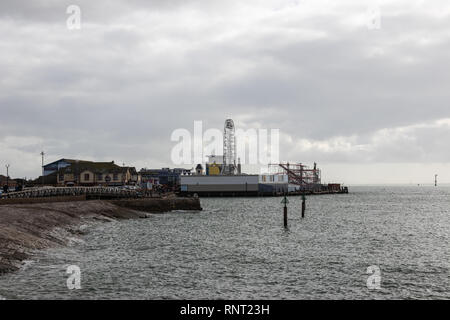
(59, 173, 120, 182)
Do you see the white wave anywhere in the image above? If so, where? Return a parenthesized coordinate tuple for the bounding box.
(20, 259, 35, 271)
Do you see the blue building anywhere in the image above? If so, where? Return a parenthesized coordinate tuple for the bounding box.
(43, 159, 79, 176)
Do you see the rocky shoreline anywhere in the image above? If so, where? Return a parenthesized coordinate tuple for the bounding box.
(0, 198, 202, 274)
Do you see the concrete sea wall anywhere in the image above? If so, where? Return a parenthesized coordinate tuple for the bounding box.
(0, 197, 202, 274)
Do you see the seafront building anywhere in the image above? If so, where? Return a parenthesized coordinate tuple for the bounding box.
(51, 160, 139, 187)
(180, 153, 290, 196)
(41, 158, 193, 189)
(180, 173, 289, 196)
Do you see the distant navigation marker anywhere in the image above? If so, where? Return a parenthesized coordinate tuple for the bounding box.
(435, 174, 438, 187)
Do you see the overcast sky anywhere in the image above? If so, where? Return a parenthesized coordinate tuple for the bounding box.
(1, 0, 450, 184)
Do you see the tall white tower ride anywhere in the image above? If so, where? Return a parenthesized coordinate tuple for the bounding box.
(222, 119, 237, 175)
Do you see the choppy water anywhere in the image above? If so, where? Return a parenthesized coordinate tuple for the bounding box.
(0, 186, 449, 299)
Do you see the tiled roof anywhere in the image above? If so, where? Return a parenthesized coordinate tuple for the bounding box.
(57, 161, 126, 174)
(43, 158, 80, 167)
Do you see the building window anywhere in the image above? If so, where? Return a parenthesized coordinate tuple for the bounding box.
(84, 173, 90, 181)
(97, 174, 103, 181)
(59, 174, 64, 181)
(113, 174, 118, 181)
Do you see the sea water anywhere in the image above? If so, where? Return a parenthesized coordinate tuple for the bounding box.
(0, 186, 449, 299)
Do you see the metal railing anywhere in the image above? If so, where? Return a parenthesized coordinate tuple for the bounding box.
(0, 186, 141, 199)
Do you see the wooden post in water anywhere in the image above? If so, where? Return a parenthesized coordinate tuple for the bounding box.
(282, 195, 289, 228)
(301, 194, 306, 218)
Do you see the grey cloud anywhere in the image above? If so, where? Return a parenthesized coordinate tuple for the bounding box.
(1, 0, 450, 182)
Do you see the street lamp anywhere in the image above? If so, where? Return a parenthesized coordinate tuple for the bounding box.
(40, 151, 45, 186)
